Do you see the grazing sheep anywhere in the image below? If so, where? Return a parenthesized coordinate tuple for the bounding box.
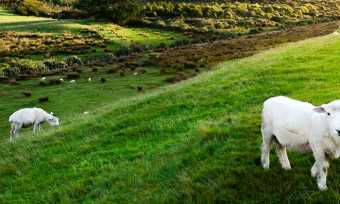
(261, 96, 340, 190)
(88, 78, 91, 82)
(83, 111, 89, 115)
(134, 73, 138, 75)
(41, 77, 45, 81)
(70, 80, 75, 84)
(9, 108, 59, 141)
(60, 78, 63, 82)
(333, 32, 339, 35)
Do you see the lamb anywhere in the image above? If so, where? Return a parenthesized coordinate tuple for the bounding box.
(41, 77, 45, 81)
(83, 111, 89, 115)
(261, 96, 340, 190)
(9, 108, 59, 141)
(88, 78, 91, 82)
(70, 80, 75, 84)
(134, 73, 138, 75)
(60, 78, 63, 82)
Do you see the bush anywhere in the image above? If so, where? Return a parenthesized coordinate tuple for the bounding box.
(214, 22, 224, 29)
(22, 91, 31, 97)
(137, 86, 143, 91)
(129, 42, 148, 53)
(39, 80, 45, 86)
(92, 67, 98, 72)
(120, 71, 125, 77)
(100, 77, 106, 83)
(114, 46, 132, 57)
(39, 96, 48, 103)
(320, 18, 331, 23)
(15, 59, 45, 75)
(140, 68, 147, 74)
(106, 68, 118, 74)
(173, 39, 190, 47)
(44, 58, 67, 70)
(67, 73, 80, 79)
(64, 55, 82, 66)
(249, 29, 260, 35)
(49, 78, 62, 85)
(155, 42, 169, 50)
(16, 7, 28, 15)
(276, 24, 286, 31)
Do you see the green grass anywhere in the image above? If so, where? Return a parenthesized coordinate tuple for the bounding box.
(0, 7, 186, 66)
(1, 27, 340, 202)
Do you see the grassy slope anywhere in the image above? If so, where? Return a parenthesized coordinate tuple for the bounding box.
(0, 7, 185, 65)
(2, 30, 340, 202)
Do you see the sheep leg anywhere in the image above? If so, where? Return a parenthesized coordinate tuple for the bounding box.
(261, 121, 272, 169)
(33, 123, 40, 133)
(276, 145, 291, 170)
(13, 123, 22, 139)
(10, 123, 15, 141)
(314, 150, 329, 190)
(311, 163, 318, 178)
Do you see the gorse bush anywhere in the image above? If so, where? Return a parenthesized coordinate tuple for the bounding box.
(155, 41, 169, 50)
(64, 55, 82, 66)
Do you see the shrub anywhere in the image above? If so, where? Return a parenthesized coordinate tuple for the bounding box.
(129, 42, 148, 53)
(137, 86, 143, 91)
(10, 80, 18, 86)
(67, 73, 80, 79)
(173, 39, 190, 47)
(44, 58, 67, 70)
(100, 77, 106, 83)
(15, 59, 45, 75)
(120, 71, 125, 77)
(92, 67, 98, 72)
(49, 78, 62, 85)
(22, 91, 31, 97)
(155, 42, 169, 50)
(64, 55, 82, 66)
(114, 46, 132, 57)
(102, 53, 115, 61)
(320, 18, 331, 23)
(249, 29, 260, 35)
(106, 68, 118, 74)
(39, 96, 48, 103)
(76, 69, 82, 74)
(130, 66, 136, 71)
(214, 22, 224, 29)
(276, 24, 286, 31)
(140, 68, 147, 74)
(160, 68, 166, 74)
(39, 80, 45, 86)
(184, 61, 197, 69)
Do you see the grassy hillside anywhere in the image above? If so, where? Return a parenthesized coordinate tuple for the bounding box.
(1, 29, 340, 202)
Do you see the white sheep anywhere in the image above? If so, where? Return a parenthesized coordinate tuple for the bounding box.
(261, 96, 340, 190)
(41, 77, 45, 81)
(9, 108, 59, 141)
(83, 111, 89, 115)
(333, 32, 339, 35)
(134, 73, 138, 75)
(60, 78, 63, 82)
(70, 80, 75, 84)
(88, 78, 91, 82)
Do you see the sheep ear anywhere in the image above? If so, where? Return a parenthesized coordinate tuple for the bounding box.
(313, 107, 326, 113)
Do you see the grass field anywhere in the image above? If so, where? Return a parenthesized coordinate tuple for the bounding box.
(1, 25, 340, 202)
(0, 7, 186, 67)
